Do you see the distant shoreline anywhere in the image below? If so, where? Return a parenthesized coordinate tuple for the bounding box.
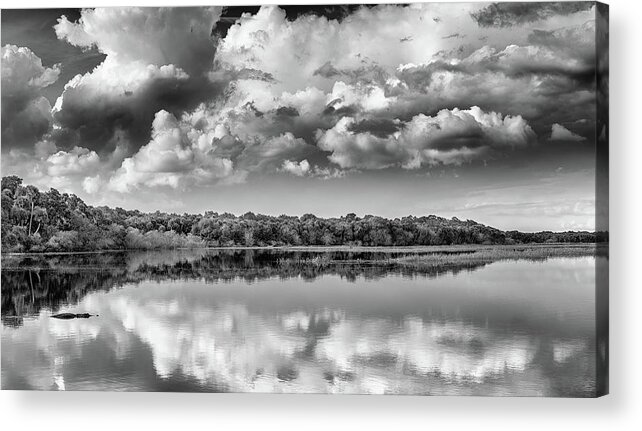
(1, 243, 601, 257)
(0, 243, 603, 275)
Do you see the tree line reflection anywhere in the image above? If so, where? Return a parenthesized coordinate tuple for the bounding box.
(2, 249, 489, 326)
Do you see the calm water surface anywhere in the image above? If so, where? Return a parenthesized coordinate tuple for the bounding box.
(1, 249, 598, 396)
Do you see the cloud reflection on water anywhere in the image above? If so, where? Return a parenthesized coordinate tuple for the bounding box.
(2, 257, 597, 396)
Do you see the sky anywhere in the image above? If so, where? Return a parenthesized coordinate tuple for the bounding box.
(0, 3, 601, 231)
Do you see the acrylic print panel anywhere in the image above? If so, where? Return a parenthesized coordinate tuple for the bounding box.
(0, 2, 608, 396)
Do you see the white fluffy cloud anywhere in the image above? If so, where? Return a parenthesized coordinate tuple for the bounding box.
(0, 140, 116, 195)
(281, 159, 311, 177)
(318, 107, 535, 169)
(103, 93, 328, 192)
(108, 110, 234, 192)
(82, 175, 102, 194)
(1, 45, 59, 92)
(205, 4, 592, 176)
(280, 159, 348, 180)
(55, 7, 222, 75)
(550, 123, 587, 142)
(1, 45, 60, 148)
(217, 3, 578, 93)
(1, 4, 599, 197)
(328, 81, 393, 112)
(46, 147, 101, 177)
(123, 110, 195, 173)
(51, 7, 225, 152)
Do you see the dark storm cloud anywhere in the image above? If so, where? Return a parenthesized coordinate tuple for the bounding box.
(428, 129, 489, 151)
(471, 2, 594, 28)
(313, 61, 342, 79)
(1, 97, 52, 150)
(275, 106, 300, 117)
(404, 58, 593, 84)
(281, 4, 376, 22)
(398, 42, 595, 92)
(525, 24, 597, 84)
(391, 67, 595, 141)
(347, 118, 401, 138)
(390, 18, 597, 135)
(528, 29, 567, 47)
(323, 105, 359, 118)
(595, 2, 608, 140)
(51, 75, 230, 154)
(47, 7, 226, 154)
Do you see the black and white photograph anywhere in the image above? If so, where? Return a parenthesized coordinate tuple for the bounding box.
(1, 1, 609, 398)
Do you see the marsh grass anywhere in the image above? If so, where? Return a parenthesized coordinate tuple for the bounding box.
(277, 255, 334, 267)
(391, 243, 598, 269)
(273, 243, 599, 271)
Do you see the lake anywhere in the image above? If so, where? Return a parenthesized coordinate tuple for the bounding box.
(1, 248, 599, 396)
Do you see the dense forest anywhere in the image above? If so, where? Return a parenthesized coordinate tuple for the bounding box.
(1, 176, 601, 253)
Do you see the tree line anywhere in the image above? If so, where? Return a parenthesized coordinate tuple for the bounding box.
(1, 175, 601, 252)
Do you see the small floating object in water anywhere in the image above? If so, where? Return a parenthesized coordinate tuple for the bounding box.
(51, 313, 97, 320)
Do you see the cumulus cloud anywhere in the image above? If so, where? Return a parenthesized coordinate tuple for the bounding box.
(327, 81, 393, 112)
(1, 45, 60, 90)
(211, 4, 595, 171)
(55, 7, 221, 76)
(550, 123, 586, 142)
(471, 2, 594, 27)
(51, 7, 226, 153)
(2, 4, 600, 198)
(280, 159, 345, 179)
(199, 84, 332, 148)
(1, 45, 60, 149)
(0, 139, 121, 196)
(392, 20, 597, 124)
(317, 107, 535, 169)
(108, 110, 233, 192)
(216, 4, 491, 94)
(82, 175, 102, 194)
(46, 147, 101, 177)
(105, 100, 333, 192)
(102, 91, 329, 192)
(281, 159, 311, 177)
(237, 132, 316, 172)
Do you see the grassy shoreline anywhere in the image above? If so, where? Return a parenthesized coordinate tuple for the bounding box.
(1, 243, 599, 255)
(271, 244, 600, 268)
(1, 243, 602, 269)
(0, 244, 602, 275)
(392, 243, 600, 268)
